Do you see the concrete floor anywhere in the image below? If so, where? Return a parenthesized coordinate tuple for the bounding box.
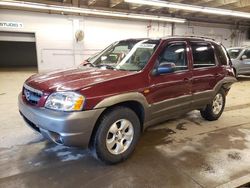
(1, 69, 250, 188)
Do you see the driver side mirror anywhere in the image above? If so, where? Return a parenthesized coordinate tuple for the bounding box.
(241, 55, 247, 60)
(152, 62, 176, 76)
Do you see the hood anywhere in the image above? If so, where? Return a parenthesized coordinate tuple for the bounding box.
(25, 67, 134, 93)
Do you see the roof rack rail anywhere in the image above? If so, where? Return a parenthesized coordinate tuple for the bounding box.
(166, 35, 216, 41)
(185, 35, 215, 41)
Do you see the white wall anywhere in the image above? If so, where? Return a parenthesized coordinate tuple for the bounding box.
(1, 10, 172, 71)
(0, 9, 243, 72)
(240, 30, 250, 46)
(175, 23, 233, 47)
(0, 10, 75, 71)
(75, 18, 172, 61)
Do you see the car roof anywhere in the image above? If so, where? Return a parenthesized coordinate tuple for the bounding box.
(123, 36, 219, 44)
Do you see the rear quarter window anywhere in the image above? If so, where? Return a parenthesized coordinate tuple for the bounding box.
(214, 44, 230, 65)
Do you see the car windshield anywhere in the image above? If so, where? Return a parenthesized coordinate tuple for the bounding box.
(85, 39, 159, 71)
(227, 48, 243, 59)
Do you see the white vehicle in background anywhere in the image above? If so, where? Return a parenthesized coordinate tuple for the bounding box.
(227, 47, 250, 78)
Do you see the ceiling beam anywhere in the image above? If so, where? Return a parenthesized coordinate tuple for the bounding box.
(110, 0, 123, 8)
(195, 0, 238, 7)
(164, 0, 249, 23)
(87, 0, 96, 6)
(213, 0, 250, 9)
(179, 0, 214, 6)
(129, 3, 142, 9)
(222, 0, 250, 10)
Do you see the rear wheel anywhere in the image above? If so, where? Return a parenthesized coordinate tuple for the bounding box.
(200, 89, 226, 121)
(92, 106, 141, 164)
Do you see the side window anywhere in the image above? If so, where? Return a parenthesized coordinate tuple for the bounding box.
(214, 44, 230, 65)
(158, 42, 188, 71)
(243, 49, 250, 59)
(191, 42, 216, 68)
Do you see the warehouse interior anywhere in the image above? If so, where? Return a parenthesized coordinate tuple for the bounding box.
(1, 0, 250, 188)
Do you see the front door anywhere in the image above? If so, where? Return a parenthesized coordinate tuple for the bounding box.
(148, 41, 192, 119)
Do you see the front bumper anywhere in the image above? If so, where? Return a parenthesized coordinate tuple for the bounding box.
(18, 93, 105, 147)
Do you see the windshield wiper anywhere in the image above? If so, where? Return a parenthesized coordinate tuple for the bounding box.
(81, 61, 95, 67)
(95, 64, 115, 70)
(116, 68, 138, 72)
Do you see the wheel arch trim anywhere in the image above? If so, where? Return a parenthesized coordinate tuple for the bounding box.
(94, 92, 150, 110)
(93, 92, 150, 126)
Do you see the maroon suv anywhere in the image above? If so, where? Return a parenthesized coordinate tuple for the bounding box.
(19, 37, 236, 164)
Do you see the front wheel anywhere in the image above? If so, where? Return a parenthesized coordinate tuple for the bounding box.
(92, 106, 141, 164)
(200, 89, 226, 121)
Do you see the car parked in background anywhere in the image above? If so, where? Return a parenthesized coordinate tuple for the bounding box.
(228, 46, 250, 78)
(19, 37, 236, 164)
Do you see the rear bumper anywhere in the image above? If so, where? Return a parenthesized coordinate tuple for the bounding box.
(18, 93, 105, 147)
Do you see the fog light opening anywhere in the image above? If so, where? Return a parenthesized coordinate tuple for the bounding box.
(50, 131, 64, 145)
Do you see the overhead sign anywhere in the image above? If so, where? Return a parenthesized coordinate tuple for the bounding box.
(0, 21, 23, 29)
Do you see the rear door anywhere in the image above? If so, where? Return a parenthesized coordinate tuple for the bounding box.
(189, 41, 223, 108)
(148, 41, 192, 119)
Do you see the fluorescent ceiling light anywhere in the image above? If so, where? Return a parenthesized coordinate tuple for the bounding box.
(0, 0, 186, 23)
(125, 0, 250, 19)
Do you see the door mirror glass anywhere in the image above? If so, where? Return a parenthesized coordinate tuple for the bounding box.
(241, 55, 247, 60)
(154, 62, 175, 75)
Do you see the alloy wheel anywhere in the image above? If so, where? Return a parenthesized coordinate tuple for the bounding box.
(106, 119, 134, 155)
(212, 93, 223, 115)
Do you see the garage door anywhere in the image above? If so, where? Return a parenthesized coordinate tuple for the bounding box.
(0, 31, 37, 69)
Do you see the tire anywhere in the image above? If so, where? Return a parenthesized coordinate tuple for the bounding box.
(92, 106, 141, 164)
(200, 89, 226, 121)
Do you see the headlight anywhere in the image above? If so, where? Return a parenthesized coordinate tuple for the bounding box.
(45, 92, 85, 111)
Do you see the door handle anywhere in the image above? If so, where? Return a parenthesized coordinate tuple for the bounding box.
(183, 78, 190, 82)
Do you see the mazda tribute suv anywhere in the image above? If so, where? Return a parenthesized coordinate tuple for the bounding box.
(19, 37, 236, 164)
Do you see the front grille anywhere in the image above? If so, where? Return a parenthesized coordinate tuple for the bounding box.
(23, 84, 43, 105)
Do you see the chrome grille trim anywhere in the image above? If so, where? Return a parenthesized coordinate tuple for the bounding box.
(23, 83, 43, 95)
(23, 83, 43, 105)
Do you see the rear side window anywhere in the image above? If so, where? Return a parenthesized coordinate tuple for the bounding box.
(214, 44, 230, 65)
(191, 42, 215, 68)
